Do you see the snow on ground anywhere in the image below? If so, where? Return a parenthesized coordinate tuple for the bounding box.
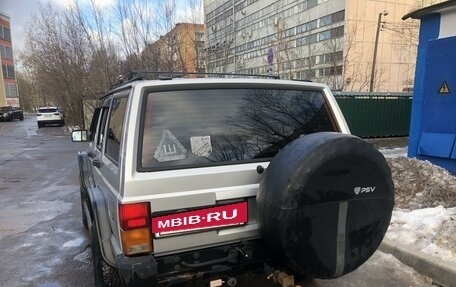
(386, 206, 456, 263)
(380, 148, 456, 264)
(380, 147, 408, 159)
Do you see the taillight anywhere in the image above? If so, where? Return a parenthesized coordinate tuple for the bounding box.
(119, 202, 153, 255)
(37, 113, 42, 116)
(53, 112, 60, 115)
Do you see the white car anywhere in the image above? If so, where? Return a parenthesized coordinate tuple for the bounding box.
(37, 106, 65, 128)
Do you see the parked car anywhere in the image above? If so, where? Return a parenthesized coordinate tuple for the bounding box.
(71, 73, 394, 287)
(36, 106, 65, 128)
(0, 106, 24, 121)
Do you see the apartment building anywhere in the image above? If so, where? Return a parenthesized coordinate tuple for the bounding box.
(204, 0, 442, 92)
(142, 23, 206, 75)
(0, 12, 18, 106)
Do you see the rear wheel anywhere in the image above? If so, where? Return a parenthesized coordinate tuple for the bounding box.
(20, 116, 24, 121)
(37, 122, 42, 128)
(91, 224, 121, 287)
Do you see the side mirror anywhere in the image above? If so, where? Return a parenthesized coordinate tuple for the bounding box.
(71, 130, 88, 142)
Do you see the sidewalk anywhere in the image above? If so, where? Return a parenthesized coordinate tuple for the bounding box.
(380, 238, 456, 287)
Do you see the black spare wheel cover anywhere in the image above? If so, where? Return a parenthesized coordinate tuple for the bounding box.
(257, 132, 394, 279)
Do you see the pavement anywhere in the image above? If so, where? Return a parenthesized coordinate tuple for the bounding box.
(380, 239, 456, 287)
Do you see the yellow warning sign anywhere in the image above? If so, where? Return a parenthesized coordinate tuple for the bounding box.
(438, 81, 450, 94)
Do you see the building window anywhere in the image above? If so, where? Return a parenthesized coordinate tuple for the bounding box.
(296, 69, 316, 79)
(319, 51, 344, 64)
(307, 20, 318, 30)
(332, 10, 345, 23)
(5, 83, 18, 98)
(0, 45, 14, 60)
(319, 15, 332, 28)
(331, 26, 344, 38)
(285, 27, 296, 37)
(0, 26, 11, 42)
(318, 30, 331, 41)
(307, 0, 318, 9)
(5, 46, 13, 60)
(319, 65, 343, 76)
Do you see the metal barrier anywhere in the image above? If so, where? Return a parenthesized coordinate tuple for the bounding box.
(333, 92, 412, 138)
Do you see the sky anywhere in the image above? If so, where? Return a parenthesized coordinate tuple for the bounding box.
(0, 0, 116, 53)
(0, 0, 201, 57)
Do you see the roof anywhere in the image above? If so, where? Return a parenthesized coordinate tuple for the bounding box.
(403, 1, 456, 20)
(0, 12, 10, 21)
(103, 77, 331, 99)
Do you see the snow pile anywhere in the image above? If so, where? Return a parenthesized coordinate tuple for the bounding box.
(387, 157, 456, 209)
(384, 155, 456, 263)
(386, 206, 456, 263)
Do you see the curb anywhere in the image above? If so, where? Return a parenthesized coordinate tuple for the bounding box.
(379, 238, 456, 287)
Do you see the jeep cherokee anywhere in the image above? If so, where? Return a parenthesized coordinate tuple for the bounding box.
(72, 74, 394, 286)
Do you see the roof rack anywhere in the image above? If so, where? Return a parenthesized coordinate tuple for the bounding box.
(111, 70, 280, 88)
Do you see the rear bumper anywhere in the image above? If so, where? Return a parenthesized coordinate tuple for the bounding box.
(115, 240, 274, 287)
(37, 119, 63, 125)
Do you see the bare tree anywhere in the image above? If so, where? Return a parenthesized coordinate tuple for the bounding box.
(19, 0, 206, 125)
(16, 70, 40, 112)
(20, 2, 122, 126)
(113, 0, 155, 58)
(70, 0, 120, 90)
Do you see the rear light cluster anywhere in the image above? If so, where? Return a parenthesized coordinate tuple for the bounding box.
(119, 202, 153, 256)
(37, 113, 42, 116)
(53, 112, 60, 115)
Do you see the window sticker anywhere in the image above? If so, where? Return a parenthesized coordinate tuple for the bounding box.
(154, 129, 187, 162)
(190, 136, 212, 157)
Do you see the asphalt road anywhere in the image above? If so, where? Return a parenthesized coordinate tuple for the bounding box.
(0, 116, 433, 287)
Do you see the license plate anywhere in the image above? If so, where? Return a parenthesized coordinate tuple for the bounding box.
(44, 114, 52, 117)
(152, 202, 248, 236)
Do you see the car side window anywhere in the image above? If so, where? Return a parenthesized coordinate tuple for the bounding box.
(88, 108, 101, 142)
(97, 107, 109, 151)
(105, 96, 128, 164)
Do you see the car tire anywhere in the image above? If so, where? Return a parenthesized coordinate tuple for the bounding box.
(257, 132, 394, 279)
(20, 116, 24, 121)
(91, 224, 121, 287)
(37, 122, 42, 128)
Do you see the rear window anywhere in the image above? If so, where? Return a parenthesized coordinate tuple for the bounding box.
(139, 88, 338, 171)
(39, 108, 58, 113)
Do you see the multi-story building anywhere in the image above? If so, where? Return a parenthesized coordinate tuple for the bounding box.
(142, 23, 206, 75)
(0, 12, 18, 106)
(204, 0, 442, 92)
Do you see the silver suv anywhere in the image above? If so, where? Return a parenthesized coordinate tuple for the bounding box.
(72, 74, 394, 287)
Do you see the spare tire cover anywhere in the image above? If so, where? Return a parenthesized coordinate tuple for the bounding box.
(257, 132, 394, 279)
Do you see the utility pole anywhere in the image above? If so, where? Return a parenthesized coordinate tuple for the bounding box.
(369, 10, 388, 92)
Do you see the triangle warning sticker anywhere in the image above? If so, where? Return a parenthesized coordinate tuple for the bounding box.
(154, 129, 187, 162)
(438, 81, 450, 94)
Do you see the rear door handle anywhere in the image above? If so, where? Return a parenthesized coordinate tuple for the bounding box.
(92, 160, 102, 168)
